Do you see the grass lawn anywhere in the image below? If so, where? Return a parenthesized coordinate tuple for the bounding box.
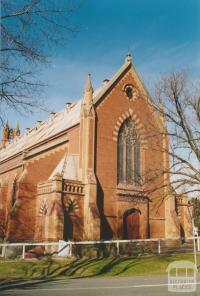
(0, 253, 199, 280)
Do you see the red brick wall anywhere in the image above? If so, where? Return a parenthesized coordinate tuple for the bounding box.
(62, 193, 84, 241)
(5, 126, 79, 240)
(0, 167, 23, 239)
(68, 126, 80, 155)
(95, 69, 166, 239)
(0, 125, 80, 241)
(7, 145, 67, 241)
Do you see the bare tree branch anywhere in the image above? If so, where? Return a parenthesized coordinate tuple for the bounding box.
(0, 0, 80, 119)
(144, 71, 200, 197)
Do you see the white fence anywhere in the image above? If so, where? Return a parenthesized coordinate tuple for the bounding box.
(0, 237, 199, 259)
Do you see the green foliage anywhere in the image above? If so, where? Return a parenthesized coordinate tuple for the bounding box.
(72, 243, 117, 258)
(72, 242, 154, 259)
(119, 242, 154, 256)
(4, 246, 23, 259)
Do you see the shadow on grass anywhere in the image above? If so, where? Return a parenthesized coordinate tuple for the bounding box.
(49, 258, 98, 278)
(2, 253, 199, 287)
(0, 278, 51, 294)
(48, 257, 142, 278)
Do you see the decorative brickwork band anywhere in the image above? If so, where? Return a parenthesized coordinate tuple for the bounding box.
(112, 109, 146, 145)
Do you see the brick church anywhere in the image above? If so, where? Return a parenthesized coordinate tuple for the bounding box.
(0, 54, 192, 242)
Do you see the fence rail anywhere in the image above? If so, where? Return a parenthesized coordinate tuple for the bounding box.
(0, 237, 199, 259)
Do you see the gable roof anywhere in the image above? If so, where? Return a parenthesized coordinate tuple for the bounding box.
(0, 86, 104, 163)
(93, 56, 153, 110)
(0, 100, 82, 162)
(0, 55, 160, 163)
(92, 56, 164, 132)
(93, 58, 132, 104)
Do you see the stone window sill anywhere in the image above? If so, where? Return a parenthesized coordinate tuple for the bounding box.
(116, 183, 149, 201)
(117, 183, 143, 191)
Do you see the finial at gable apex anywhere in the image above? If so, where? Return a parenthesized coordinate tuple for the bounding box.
(125, 52, 132, 63)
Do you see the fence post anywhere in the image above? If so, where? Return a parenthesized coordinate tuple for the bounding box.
(69, 242, 72, 257)
(158, 239, 161, 254)
(197, 237, 200, 252)
(22, 245, 25, 259)
(116, 241, 120, 256)
(2, 245, 6, 258)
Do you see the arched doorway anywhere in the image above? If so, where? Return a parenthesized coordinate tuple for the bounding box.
(123, 208, 140, 239)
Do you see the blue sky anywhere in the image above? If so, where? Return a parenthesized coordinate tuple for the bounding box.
(6, 0, 200, 132)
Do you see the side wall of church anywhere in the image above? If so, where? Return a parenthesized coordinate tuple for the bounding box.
(0, 125, 80, 241)
(0, 166, 23, 239)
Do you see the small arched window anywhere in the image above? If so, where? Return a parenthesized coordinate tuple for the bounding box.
(118, 118, 141, 185)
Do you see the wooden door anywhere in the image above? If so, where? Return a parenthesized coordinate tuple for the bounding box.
(124, 210, 140, 239)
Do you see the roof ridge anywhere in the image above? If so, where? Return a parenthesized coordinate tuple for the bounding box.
(93, 59, 132, 104)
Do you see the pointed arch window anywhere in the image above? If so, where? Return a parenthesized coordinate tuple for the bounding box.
(118, 118, 141, 185)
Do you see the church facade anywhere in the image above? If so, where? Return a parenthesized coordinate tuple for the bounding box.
(0, 55, 192, 242)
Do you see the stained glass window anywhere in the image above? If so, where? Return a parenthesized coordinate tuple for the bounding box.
(117, 118, 141, 185)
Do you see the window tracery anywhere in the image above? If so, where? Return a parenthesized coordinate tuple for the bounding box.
(118, 118, 141, 185)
